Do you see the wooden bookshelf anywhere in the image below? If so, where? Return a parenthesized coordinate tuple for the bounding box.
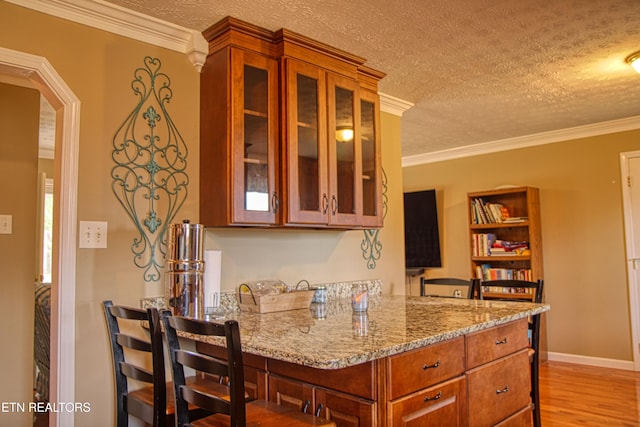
(468, 186, 543, 300)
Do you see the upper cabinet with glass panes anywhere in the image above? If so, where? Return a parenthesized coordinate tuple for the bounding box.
(199, 17, 385, 228)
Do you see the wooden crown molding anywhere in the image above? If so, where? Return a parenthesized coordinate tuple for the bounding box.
(7, 0, 209, 71)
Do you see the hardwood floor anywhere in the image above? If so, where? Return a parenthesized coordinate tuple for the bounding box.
(539, 360, 640, 426)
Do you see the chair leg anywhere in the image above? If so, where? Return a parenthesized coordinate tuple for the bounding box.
(531, 356, 541, 427)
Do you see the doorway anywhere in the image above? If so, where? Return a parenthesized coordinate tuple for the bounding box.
(620, 150, 640, 372)
(0, 47, 80, 426)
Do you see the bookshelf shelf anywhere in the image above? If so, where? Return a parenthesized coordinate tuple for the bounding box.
(468, 186, 543, 300)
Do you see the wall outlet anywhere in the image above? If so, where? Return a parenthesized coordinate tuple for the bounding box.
(0, 215, 12, 234)
(79, 221, 107, 248)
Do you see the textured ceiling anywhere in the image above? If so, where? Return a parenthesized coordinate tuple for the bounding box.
(104, 0, 640, 158)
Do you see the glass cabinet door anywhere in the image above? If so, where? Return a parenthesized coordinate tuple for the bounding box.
(285, 59, 328, 225)
(359, 89, 383, 227)
(231, 49, 279, 224)
(327, 73, 360, 226)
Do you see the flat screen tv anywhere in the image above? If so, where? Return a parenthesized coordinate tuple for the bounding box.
(404, 189, 442, 269)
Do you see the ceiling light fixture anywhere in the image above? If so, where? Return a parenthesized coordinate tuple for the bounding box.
(625, 51, 640, 74)
(336, 126, 354, 143)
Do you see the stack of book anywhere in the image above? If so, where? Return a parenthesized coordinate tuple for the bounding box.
(470, 198, 528, 224)
(475, 264, 533, 281)
(472, 235, 529, 257)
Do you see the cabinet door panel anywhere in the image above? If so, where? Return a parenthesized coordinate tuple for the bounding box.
(315, 387, 375, 427)
(268, 375, 314, 412)
(467, 349, 531, 427)
(230, 48, 279, 224)
(388, 376, 466, 427)
(327, 73, 360, 226)
(285, 58, 328, 225)
(358, 89, 383, 227)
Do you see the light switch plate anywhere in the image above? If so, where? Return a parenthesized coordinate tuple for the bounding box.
(79, 221, 107, 248)
(0, 215, 12, 234)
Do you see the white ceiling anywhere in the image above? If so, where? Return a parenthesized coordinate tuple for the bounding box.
(30, 0, 640, 160)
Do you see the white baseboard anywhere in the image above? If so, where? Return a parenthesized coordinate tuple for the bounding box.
(546, 351, 636, 371)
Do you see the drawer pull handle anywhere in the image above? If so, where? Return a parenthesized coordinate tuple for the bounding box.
(495, 337, 508, 345)
(315, 403, 324, 417)
(496, 386, 509, 394)
(424, 391, 442, 402)
(302, 400, 311, 414)
(423, 360, 441, 370)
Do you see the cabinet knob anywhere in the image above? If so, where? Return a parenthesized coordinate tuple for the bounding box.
(271, 192, 279, 213)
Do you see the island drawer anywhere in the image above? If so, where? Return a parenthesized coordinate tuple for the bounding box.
(387, 336, 465, 400)
(465, 319, 529, 369)
(466, 348, 531, 427)
(387, 375, 467, 426)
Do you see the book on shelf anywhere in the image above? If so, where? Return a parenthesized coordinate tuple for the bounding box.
(475, 264, 533, 281)
(482, 286, 534, 295)
(470, 198, 512, 224)
(502, 217, 527, 223)
(472, 233, 497, 256)
(490, 240, 529, 255)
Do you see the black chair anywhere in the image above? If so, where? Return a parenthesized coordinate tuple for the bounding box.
(475, 279, 544, 427)
(420, 277, 474, 299)
(162, 312, 336, 427)
(103, 301, 224, 427)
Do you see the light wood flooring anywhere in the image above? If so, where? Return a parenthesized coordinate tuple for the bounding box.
(539, 360, 640, 426)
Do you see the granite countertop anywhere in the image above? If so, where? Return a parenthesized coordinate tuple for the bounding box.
(187, 295, 550, 370)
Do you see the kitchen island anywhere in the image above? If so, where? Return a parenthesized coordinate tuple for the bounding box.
(192, 294, 549, 426)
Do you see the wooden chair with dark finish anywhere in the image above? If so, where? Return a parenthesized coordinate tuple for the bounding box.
(103, 301, 224, 427)
(473, 279, 544, 427)
(162, 312, 337, 427)
(420, 277, 474, 299)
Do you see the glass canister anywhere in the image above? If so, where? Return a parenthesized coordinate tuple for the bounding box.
(351, 282, 368, 312)
(311, 285, 327, 304)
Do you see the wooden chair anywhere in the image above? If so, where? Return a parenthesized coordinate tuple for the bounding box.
(420, 277, 474, 298)
(474, 279, 544, 427)
(103, 301, 223, 427)
(162, 312, 336, 427)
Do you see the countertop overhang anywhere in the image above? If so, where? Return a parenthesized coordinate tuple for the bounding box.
(185, 295, 550, 370)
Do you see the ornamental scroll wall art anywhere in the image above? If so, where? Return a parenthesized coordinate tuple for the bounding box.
(361, 168, 388, 269)
(111, 57, 189, 282)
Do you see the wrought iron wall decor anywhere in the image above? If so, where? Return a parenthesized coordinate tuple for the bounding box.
(361, 168, 388, 269)
(111, 57, 189, 282)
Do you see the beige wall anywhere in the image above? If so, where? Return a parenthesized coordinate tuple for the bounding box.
(0, 83, 39, 426)
(0, 3, 405, 425)
(403, 130, 640, 362)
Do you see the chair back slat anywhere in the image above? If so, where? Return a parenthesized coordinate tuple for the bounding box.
(420, 277, 473, 298)
(116, 333, 152, 353)
(175, 349, 230, 378)
(180, 385, 233, 415)
(119, 362, 154, 383)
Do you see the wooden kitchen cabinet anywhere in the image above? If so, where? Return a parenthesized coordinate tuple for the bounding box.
(200, 30, 280, 226)
(285, 60, 376, 227)
(268, 374, 376, 427)
(200, 17, 384, 228)
(387, 376, 467, 426)
(196, 315, 533, 426)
